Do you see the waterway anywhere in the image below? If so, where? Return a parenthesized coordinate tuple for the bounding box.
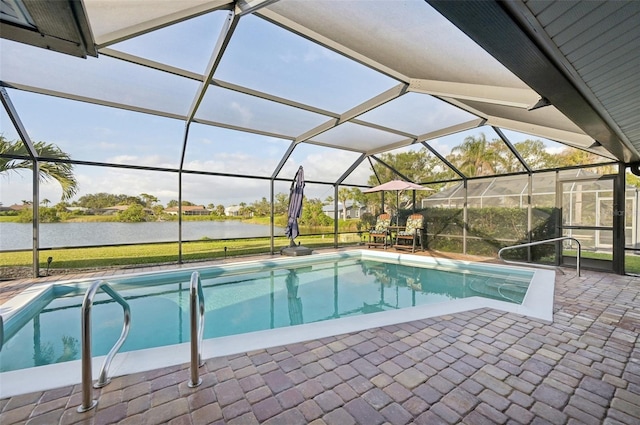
(0, 221, 285, 251)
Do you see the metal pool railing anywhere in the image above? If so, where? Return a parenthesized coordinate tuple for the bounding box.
(77, 280, 131, 413)
(188, 271, 205, 388)
(498, 236, 581, 277)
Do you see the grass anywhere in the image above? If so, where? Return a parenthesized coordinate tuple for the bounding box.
(626, 255, 640, 274)
(5, 234, 640, 275)
(0, 234, 362, 270)
(569, 250, 640, 274)
(0, 215, 364, 273)
(551, 249, 640, 274)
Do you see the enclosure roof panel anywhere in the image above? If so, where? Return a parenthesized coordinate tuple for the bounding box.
(1, 0, 638, 193)
(263, 0, 526, 88)
(308, 122, 409, 154)
(213, 14, 399, 113)
(195, 85, 329, 138)
(108, 10, 228, 74)
(0, 39, 199, 117)
(83, 0, 232, 46)
(358, 93, 478, 137)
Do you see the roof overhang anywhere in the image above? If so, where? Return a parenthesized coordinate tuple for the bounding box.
(428, 0, 639, 163)
(0, 0, 96, 58)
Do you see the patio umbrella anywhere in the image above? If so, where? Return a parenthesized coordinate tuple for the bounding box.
(363, 180, 432, 222)
(285, 166, 305, 246)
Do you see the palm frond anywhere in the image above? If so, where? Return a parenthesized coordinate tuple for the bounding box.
(0, 136, 79, 200)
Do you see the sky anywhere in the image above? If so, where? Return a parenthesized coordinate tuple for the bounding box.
(0, 6, 591, 209)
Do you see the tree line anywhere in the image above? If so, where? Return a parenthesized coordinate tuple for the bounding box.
(1, 133, 619, 224)
(344, 134, 615, 216)
(4, 190, 336, 225)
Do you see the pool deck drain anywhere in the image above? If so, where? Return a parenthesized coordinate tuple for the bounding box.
(1, 249, 639, 424)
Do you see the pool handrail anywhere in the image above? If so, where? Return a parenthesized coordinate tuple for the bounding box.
(78, 280, 131, 413)
(498, 236, 581, 277)
(188, 271, 205, 388)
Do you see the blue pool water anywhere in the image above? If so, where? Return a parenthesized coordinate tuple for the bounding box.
(0, 254, 533, 373)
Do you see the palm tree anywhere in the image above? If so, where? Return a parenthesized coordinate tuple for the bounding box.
(338, 187, 352, 220)
(449, 133, 499, 177)
(0, 136, 78, 200)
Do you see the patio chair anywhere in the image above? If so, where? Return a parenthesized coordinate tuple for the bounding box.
(393, 213, 424, 252)
(367, 213, 391, 249)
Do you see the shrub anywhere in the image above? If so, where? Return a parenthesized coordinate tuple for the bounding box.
(421, 206, 556, 256)
(17, 206, 60, 223)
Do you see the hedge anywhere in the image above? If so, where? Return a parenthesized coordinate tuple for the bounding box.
(396, 206, 559, 258)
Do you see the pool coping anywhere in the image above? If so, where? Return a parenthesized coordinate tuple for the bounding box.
(0, 250, 554, 398)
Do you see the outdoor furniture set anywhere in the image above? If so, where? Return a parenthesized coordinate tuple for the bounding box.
(367, 212, 425, 252)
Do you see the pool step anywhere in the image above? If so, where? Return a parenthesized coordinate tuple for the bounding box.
(467, 276, 527, 302)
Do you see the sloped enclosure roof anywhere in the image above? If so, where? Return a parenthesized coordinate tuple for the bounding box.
(1, 0, 639, 195)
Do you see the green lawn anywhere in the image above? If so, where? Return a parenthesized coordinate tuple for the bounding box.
(559, 249, 640, 274)
(0, 234, 362, 269)
(6, 232, 640, 275)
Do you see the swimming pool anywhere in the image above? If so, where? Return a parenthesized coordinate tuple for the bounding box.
(0, 250, 554, 397)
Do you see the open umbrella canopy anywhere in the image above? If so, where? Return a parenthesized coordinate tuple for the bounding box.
(363, 180, 433, 224)
(363, 180, 428, 193)
(285, 166, 305, 243)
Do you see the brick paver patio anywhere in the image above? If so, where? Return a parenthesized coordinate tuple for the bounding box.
(1, 252, 639, 424)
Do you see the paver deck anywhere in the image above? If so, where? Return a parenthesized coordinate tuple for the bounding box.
(1, 250, 639, 424)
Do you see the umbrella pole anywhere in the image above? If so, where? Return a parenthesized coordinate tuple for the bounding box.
(396, 191, 400, 225)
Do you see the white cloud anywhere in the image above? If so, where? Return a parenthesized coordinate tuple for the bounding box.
(0, 156, 369, 208)
(278, 51, 297, 64)
(1, 173, 64, 205)
(185, 151, 278, 176)
(303, 45, 340, 63)
(98, 141, 119, 150)
(109, 155, 138, 164)
(1, 143, 375, 208)
(426, 137, 453, 156)
(230, 101, 253, 127)
(545, 146, 565, 155)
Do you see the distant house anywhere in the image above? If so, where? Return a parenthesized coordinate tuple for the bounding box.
(323, 202, 367, 219)
(225, 205, 242, 216)
(66, 207, 89, 213)
(0, 204, 29, 212)
(164, 205, 210, 216)
(96, 205, 154, 215)
(98, 205, 130, 215)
